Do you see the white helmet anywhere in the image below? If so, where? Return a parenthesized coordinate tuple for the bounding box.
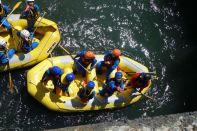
(26, 0, 34, 4)
(20, 29, 30, 39)
(0, 38, 6, 48)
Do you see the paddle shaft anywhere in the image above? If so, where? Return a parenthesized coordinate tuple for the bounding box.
(7, 62, 14, 94)
(0, 1, 22, 27)
(133, 88, 154, 101)
(59, 45, 91, 74)
(32, 12, 47, 37)
(126, 72, 156, 75)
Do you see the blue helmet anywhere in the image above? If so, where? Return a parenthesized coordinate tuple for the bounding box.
(65, 73, 75, 81)
(50, 66, 63, 75)
(115, 72, 123, 79)
(87, 81, 95, 89)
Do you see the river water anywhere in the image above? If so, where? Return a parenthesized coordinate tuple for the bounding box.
(0, 0, 196, 130)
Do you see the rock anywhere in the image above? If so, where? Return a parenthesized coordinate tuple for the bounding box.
(47, 111, 197, 131)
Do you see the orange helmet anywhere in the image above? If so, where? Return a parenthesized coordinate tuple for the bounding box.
(84, 51, 95, 59)
(112, 49, 121, 57)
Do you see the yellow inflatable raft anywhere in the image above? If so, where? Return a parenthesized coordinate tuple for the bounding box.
(27, 55, 152, 112)
(0, 14, 60, 72)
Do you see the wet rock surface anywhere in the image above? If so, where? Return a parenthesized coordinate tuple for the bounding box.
(47, 111, 197, 131)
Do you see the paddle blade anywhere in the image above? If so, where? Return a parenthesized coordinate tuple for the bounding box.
(13, 1, 22, 11)
(9, 73, 14, 94)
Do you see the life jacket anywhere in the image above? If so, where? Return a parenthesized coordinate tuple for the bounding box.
(0, 5, 5, 18)
(79, 81, 94, 99)
(26, 8, 39, 22)
(105, 54, 120, 67)
(55, 85, 70, 97)
(110, 78, 122, 87)
(105, 78, 121, 94)
(0, 48, 7, 63)
(130, 73, 150, 89)
(19, 37, 32, 51)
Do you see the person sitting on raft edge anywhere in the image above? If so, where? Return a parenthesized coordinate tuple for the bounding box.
(96, 49, 121, 82)
(0, 0, 13, 36)
(126, 72, 151, 96)
(41, 66, 64, 93)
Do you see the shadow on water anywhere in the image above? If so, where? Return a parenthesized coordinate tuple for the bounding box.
(0, 68, 128, 130)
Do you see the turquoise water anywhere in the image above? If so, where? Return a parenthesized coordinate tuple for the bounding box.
(0, 0, 196, 130)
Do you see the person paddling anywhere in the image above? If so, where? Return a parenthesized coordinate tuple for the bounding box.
(126, 72, 151, 95)
(20, 0, 40, 32)
(0, 0, 12, 35)
(73, 50, 97, 76)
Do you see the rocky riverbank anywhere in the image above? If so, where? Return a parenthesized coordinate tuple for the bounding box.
(48, 111, 197, 131)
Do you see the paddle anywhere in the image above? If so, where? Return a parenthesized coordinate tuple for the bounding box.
(46, 42, 58, 66)
(59, 45, 91, 74)
(0, 1, 22, 27)
(31, 11, 47, 38)
(7, 62, 14, 94)
(131, 88, 154, 101)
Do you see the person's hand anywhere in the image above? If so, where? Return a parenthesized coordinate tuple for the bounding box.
(117, 86, 123, 93)
(25, 5, 31, 12)
(104, 61, 110, 65)
(131, 92, 141, 96)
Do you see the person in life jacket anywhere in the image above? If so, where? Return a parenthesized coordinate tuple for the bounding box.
(126, 72, 151, 94)
(74, 50, 97, 76)
(96, 49, 121, 82)
(78, 80, 96, 103)
(20, 0, 40, 32)
(41, 66, 64, 93)
(55, 73, 75, 97)
(0, 0, 12, 35)
(17, 29, 39, 52)
(0, 38, 15, 65)
(99, 72, 124, 97)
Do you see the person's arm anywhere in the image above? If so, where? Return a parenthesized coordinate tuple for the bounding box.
(111, 59, 120, 70)
(116, 80, 124, 93)
(20, 10, 28, 19)
(34, 4, 40, 18)
(41, 69, 50, 81)
(90, 58, 97, 70)
(3, 5, 9, 15)
(88, 91, 95, 99)
(16, 32, 21, 37)
(34, 4, 40, 12)
(74, 51, 82, 59)
(104, 52, 110, 61)
(78, 87, 85, 98)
